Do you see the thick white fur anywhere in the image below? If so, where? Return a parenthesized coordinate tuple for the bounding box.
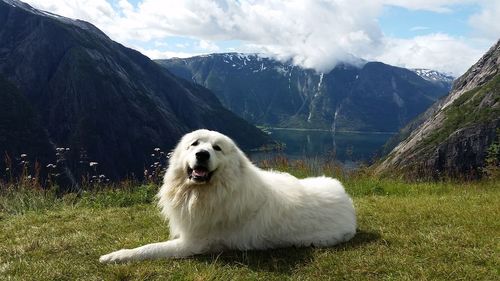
(99, 129, 356, 263)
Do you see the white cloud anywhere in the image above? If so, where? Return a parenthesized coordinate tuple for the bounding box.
(175, 43, 190, 49)
(118, 0, 133, 13)
(115, 0, 384, 72)
(410, 26, 430, 32)
(197, 40, 219, 52)
(133, 46, 202, 60)
(153, 41, 168, 48)
(23, 0, 383, 72)
(468, 1, 500, 41)
(25, 0, 118, 26)
(380, 0, 477, 12)
(22, 0, 498, 75)
(233, 0, 385, 72)
(371, 34, 484, 76)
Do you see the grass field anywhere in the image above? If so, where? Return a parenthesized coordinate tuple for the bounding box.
(1, 175, 499, 280)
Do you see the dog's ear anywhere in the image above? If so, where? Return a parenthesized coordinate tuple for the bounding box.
(228, 147, 249, 172)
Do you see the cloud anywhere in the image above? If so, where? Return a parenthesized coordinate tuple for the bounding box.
(117, 0, 133, 13)
(116, 0, 384, 72)
(380, 0, 477, 13)
(233, 0, 384, 72)
(23, 0, 383, 72)
(410, 26, 430, 32)
(371, 33, 484, 76)
(132, 46, 202, 60)
(24, 0, 118, 26)
(22, 0, 497, 75)
(198, 40, 219, 52)
(468, 1, 500, 41)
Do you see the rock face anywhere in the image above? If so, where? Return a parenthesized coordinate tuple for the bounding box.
(0, 0, 268, 182)
(0, 75, 54, 177)
(158, 54, 451, 132)
(376, 39, 500, 179)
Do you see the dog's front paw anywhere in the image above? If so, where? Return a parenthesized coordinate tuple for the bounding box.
(99, 249, 134, 263)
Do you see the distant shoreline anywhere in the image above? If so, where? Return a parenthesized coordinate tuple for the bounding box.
(261, 127, 398, 135)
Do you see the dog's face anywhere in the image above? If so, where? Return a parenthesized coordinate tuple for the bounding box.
(171, 129, 239, 185)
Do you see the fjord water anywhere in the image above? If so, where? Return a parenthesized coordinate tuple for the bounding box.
(250, 128, 395, 167)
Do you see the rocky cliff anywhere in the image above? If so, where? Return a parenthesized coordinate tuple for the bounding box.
(376, 39, 500, 179)
(158, 54, 451, 132)
(0, 0, 268, 182)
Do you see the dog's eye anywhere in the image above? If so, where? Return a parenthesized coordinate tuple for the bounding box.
(213, 145, 222, 151)
(191, 140, 199, 146)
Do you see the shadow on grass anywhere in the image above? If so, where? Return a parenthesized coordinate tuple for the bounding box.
(195, 229, 380, 274)
(338, 229, 381, 250)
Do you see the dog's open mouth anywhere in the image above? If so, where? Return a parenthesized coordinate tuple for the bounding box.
(187, 166, 214, 183)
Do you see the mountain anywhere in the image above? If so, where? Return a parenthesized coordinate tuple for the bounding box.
(376, 39, 500, 179)
(0, 0, 268, 182)
(0, 75, 55, 177)
(158, 53, 452, 132)
(412, 69, 454, 91)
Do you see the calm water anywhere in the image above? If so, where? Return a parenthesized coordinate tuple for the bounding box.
(249, 129, 395, 166)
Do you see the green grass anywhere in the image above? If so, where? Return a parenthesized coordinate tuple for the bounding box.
(1, 177, 499, 280)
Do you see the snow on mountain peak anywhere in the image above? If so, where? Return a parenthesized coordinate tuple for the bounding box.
(412, 68, 454, 83)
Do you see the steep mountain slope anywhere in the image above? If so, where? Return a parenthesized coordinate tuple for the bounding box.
(0, 75, 54, 177)
(377, 39, 500, 179)
(0, 0, 268, 181)
(158, 54, 452, 132)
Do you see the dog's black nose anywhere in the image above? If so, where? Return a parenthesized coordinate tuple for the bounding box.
(195, 150, 210, 161)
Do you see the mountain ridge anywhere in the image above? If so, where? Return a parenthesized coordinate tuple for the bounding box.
(0, 0, 269, 182)
(376, 39, 500, 179)
(158, 53, 452, 133)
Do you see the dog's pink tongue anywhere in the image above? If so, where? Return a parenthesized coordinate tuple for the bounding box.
(193, 168, 207, 177)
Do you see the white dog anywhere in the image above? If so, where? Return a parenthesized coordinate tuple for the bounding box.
(100, 129, 356, 263)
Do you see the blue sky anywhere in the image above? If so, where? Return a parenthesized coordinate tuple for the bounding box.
(24, 0, 500, 76)
(379, 4, 480, 38)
